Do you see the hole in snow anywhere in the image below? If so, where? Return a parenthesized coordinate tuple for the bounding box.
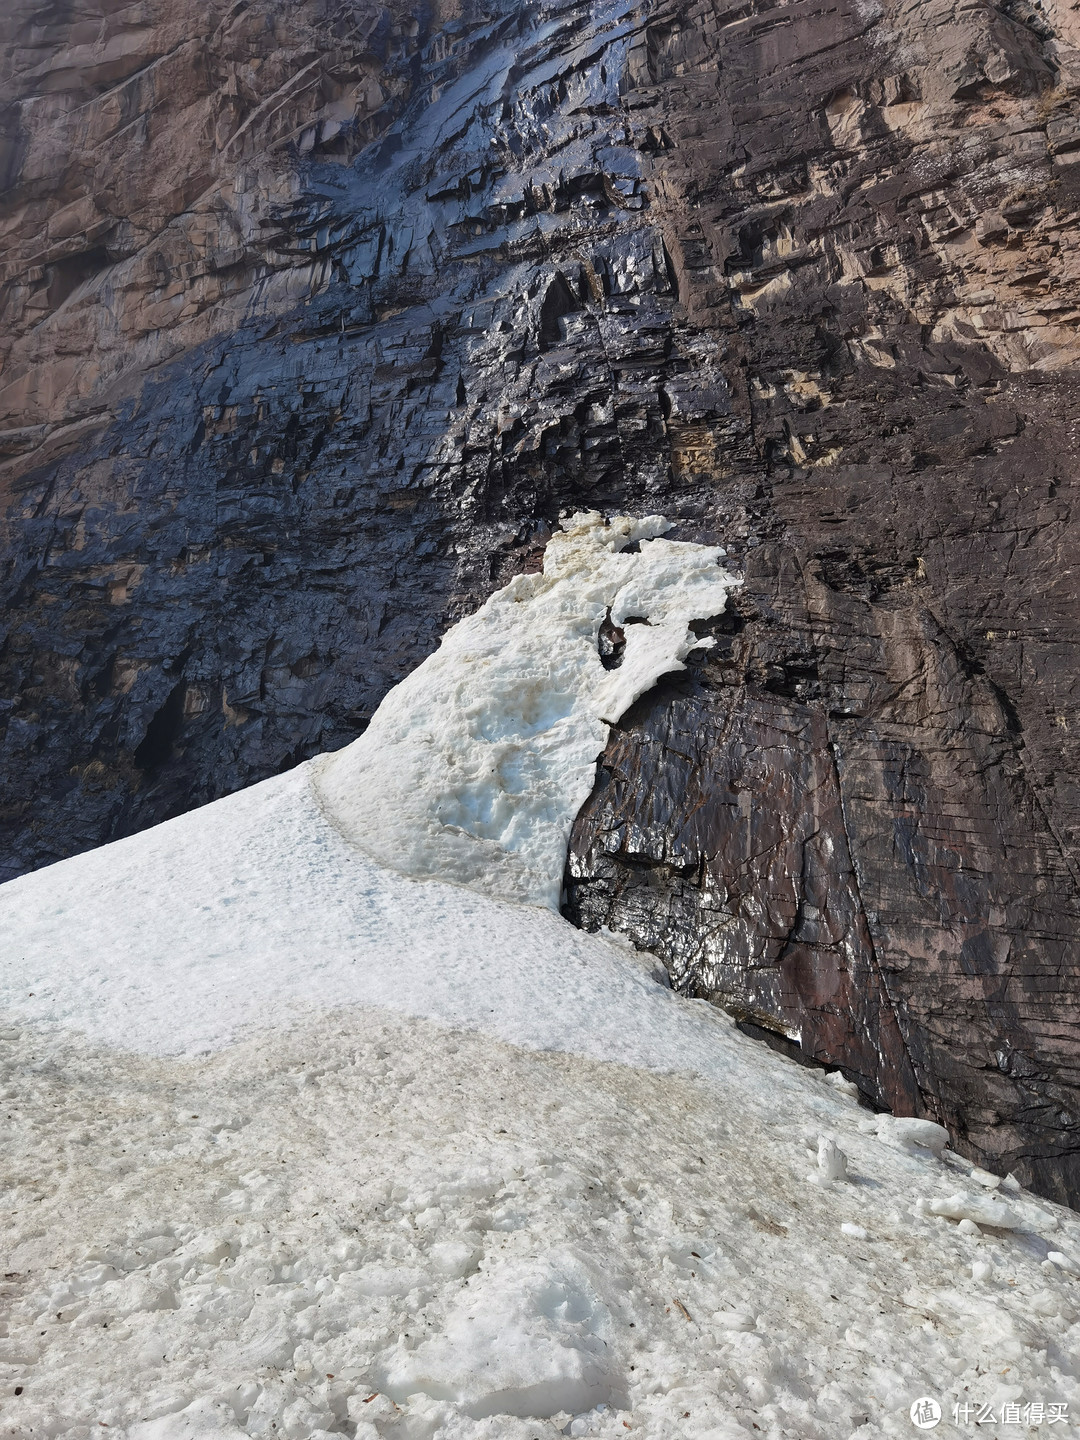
(597, 612, 625, 670)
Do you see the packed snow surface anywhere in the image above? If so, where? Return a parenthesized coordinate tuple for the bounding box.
(4, 1013, 1080, 1440)
(2, 515, 1079, 1439)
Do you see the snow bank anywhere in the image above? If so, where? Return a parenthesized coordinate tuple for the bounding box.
(3, 511, 1080, 1439)
(0, 759, 765, 1068)
(313, 510, 739, 907)
(0, 511, 737, 1059)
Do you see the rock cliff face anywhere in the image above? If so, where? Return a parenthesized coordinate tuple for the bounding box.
(3, 0, 1080, 1199)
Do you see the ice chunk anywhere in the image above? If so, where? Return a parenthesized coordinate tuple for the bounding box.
(129, 1398, 247, 1438)
(314, 511, 739, 908)
(817, 1136, 850, 1184)
(878, 1117, 950, 1159)
(378, 1253, 625, 1419)
(349, 1264, 428, 1297)
(427, 1241, 481, 1278)
(825, 1071, 860, 1100)
(970, 1168, 1001, 1189)
(927, 1193, 1020, 1229)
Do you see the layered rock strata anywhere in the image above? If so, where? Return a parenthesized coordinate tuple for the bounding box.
(3, 0, 1080, 1197)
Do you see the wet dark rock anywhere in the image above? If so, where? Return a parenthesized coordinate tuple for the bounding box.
(566, 564, 1080, 1202)
(4, 0, 1080, 1199)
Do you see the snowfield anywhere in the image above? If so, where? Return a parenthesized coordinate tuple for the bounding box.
(2, 514, 1079, 1439)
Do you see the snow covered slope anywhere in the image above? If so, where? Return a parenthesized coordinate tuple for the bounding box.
(2, 514, 1080, 1439)
(0, 512, 738, 1058)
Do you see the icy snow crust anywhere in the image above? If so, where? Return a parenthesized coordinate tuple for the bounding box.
(313, 511, 740, 908)
(4, 1011, 1080, 1440)
(2, 514, 1080, 1438)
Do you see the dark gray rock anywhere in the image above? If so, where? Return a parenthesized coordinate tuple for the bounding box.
(4, 0, 1080, 1200)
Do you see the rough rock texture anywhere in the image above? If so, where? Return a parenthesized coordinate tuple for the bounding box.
(4, 0, 1080, 1198)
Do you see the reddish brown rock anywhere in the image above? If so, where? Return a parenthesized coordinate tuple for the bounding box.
(3, 0, 1080, 1200)
(566, 564, 1080, 1203)
(0, 0, 412, 455)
